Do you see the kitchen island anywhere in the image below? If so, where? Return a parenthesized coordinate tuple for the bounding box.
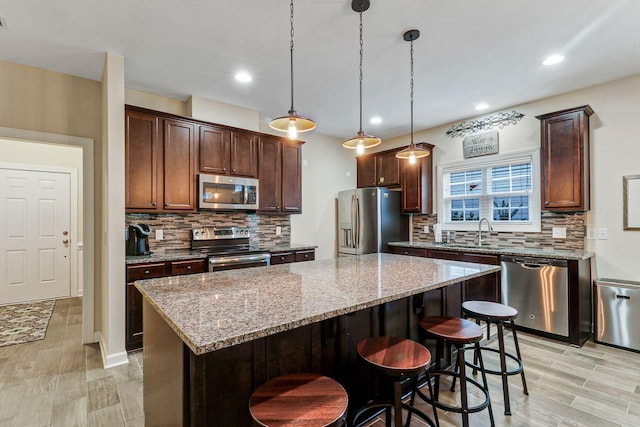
(136, 253, 500, 426)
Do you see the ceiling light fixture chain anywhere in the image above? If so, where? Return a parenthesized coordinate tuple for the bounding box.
(342, 0, 381, 154)
(268, 0, 316, 139)
(396, 29, 431, 163)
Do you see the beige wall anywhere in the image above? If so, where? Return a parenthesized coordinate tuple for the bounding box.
(0, 59, 103, 332)
(125, 88, 187, 116)
(188, 95, 259, 131)
(382, 73, 640, 282)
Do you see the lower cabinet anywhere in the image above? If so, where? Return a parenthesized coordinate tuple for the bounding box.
(126, 258, 206, 351)
(270, 249, 315, 265)
(389, 246, 500, 303)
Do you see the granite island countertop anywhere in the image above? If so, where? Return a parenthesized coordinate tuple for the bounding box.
(389, 241, 594, 260)
(125, 243, 318, 264)
(135, 253, 500, 355)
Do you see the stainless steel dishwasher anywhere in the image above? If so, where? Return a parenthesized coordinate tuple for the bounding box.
(595, 279, 640, 351)
(501, 255, 569, 337)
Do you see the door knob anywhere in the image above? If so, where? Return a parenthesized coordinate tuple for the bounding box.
(62, 239, 69, 244)
(63, 231, 69, 236)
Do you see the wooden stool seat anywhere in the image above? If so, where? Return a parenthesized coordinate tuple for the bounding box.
(419, 316, 483, 344)
(357, 336, 432, 375)
(462, 300, 518, 320)
(249, 373, 348, 427)
(353, 337, 438, 427)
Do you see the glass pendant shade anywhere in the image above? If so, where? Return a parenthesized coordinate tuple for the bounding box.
(342, 0, 380, 153)
(269, 0, 316, 139)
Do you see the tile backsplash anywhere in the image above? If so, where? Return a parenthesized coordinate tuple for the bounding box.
(412, 212, 585, 250)
(125, 212, 291, 252)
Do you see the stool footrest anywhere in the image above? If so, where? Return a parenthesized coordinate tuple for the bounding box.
(463, 346, 524, 376)
(418, 369, 491, 415)
(352, 401, 437, 427)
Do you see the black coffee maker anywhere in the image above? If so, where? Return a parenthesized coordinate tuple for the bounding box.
(126, 224, 152, 256)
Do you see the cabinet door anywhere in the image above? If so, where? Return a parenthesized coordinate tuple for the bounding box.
(401, 144, 433, 214)
(199, 125, 231, 175)
(163, 119, 196, 210)
(356, 154, 377, 188)
(460, 253, 500, 302)
(126, 283, 143, 351)
(538, 106, 593, 211)
(376, 151, 401, 187)
(258, 136, 282, 213)
(125, 110, 159, 210)
(230, 131, 258, 178)
(281, 140, 302, 213)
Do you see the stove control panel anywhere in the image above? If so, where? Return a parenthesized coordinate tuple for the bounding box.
(192, 227, 250, 241)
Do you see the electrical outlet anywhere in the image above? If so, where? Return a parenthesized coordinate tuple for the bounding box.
(275, 226, 282, 236)
(597, 228, 608, 240)
(423, 225, 429, 233)
(155, 229, 163, 240)
(552, 227, 566, 239)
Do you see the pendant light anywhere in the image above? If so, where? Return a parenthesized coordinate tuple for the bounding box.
(269, 0, 316, 139)
(342, 0, 381, 155)
(396, 29, 431, 164)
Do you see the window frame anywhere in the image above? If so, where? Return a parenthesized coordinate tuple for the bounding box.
(436, 148, 541, 232)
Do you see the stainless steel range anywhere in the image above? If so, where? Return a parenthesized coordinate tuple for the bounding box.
(191, 227, 270, 272)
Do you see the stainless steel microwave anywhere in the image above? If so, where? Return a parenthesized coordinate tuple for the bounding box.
(198, 174, 259, 210)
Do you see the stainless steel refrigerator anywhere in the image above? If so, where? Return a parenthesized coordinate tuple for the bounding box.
(338, 188, 408, 255)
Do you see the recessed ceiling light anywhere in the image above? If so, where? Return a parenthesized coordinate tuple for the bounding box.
(234, 72, 252, 83)
(370, 116, 383, 125)
(543, 55, 565, 66)
(475, 103, 489, 111)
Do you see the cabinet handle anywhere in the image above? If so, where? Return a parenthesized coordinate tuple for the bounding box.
(187, 266, 192, 270)
(545, 202, 549, 206)
(304, 254, 308, 258)
(152, 202, 157, 207)
(144, 270, 150, 274)
(232, 168, 237, 173)
(222, 167, 227, 172)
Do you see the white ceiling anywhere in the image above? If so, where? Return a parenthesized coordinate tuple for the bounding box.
(1, 0, 639, 139)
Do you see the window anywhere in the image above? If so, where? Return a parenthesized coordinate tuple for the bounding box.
(438, 149, 540, 232)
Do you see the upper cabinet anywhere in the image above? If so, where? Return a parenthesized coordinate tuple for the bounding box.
(536, 105, 594, 211)
(258, 137, 303, 214)
(356, 148, 401, 188)
(401, 143, 434, 214)
(126, 105, 303, 214)
(125, 110, 159, 210)
(199, 126, 258, 178)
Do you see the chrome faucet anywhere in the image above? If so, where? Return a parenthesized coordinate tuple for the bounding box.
(477, 217, 493, 247)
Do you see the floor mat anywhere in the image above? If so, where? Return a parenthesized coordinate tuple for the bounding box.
(0, 299, 56, 347)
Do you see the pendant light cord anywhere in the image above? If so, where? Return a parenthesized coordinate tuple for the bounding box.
(410, 37, 414, 145)
(358, 11, 364, 134)
(289, 0, 295, 114)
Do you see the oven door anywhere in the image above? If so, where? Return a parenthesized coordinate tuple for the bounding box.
(208, 253, 271, 272)
(199, 174, 258, 210)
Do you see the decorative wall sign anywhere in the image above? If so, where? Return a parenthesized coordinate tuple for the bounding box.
(624, 175, 640, 230)
(446, 110, 524, 138)
(463, 131, 499, 158)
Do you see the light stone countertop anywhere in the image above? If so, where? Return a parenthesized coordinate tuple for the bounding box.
(135, 253, 500, 355)
(389, 241, 594, 260)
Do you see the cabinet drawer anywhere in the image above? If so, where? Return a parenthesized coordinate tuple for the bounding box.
(127, 263, 166, 281)
(170, 259, 206, 275)
(389, 246, 427, 257)
(271, 252, 295, 265)
(459, 253, 500, 265)
(428, 250, 460, 261)
(294, 250, 315, 262)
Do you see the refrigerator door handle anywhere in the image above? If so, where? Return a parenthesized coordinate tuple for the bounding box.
(351, 195, 356, 248)
(355, 195, 360, 249)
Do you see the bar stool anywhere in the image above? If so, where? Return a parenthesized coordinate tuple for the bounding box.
(461, 300, 528, 415)
(352, 336, 438, 427)
(249, 373, 348, 426)
(417, 317, 495, 427)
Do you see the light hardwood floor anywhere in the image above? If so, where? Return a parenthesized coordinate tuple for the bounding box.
(2, 297, 639, 426)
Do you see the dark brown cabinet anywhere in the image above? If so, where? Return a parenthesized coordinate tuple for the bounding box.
(376, 150, 401, 187)
(126, 258, 206, 351)
(356, 154, 377, 188)
(536, 105, 594, 211)
(230, 130, 259, 178)
(163, 118, 196, 210)
(125, 110, 159, 210)
(270, 249, 315, 265)
(258, 137, 303, 214)
(400, 143, 434, 214)
(199, 125, 231, 175)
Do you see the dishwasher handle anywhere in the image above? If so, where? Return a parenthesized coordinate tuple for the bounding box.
(502, 255, 568, 268)
(616, 294, 631, 300)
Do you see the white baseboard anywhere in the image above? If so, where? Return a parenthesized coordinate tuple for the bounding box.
(99, 333, 129, 369)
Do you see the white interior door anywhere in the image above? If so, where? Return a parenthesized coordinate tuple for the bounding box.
(0, 168, 71, 304)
